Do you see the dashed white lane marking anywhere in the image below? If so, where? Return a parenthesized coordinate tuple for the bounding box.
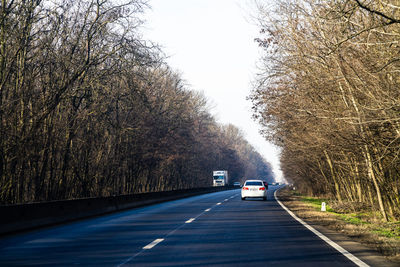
(274, 190, 369, 267)
(119, 193, 237, 266)
(185, 218, 195, 224)
(224, 199, 229, 201)
(143, 238, 164, 250)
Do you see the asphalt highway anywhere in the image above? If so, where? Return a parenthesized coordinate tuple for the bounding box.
(0, 186, 387, 266)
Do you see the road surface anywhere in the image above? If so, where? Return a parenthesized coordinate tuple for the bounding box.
(0, 187, 389, 266)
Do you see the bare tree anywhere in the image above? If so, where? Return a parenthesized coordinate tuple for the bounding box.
(251, 0, 400, 221)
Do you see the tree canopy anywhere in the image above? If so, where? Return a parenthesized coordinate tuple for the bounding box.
(0, 0, 273, 204)
(251, 0, 400, 221)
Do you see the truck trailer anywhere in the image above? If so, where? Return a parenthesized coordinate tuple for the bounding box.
(213, 170, 229, 186)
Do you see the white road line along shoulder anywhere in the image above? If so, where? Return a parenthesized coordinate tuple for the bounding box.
(274, 190, 369, 267)
(143, 238, 164, 250)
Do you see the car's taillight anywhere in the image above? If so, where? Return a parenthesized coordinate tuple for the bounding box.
(242, 187, 249, 190)
(259, 187, 266, 191)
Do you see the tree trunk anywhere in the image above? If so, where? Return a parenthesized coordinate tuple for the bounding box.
(363, 145, 388, 221)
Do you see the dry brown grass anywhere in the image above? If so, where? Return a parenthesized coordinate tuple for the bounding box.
(277, 188, 400, 264)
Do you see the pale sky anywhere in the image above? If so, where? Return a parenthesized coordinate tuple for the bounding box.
(143, 0, 283, 182)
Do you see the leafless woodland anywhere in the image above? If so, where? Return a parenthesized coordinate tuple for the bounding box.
(0, 0, 272, 204)
(251, 0, 400, 221)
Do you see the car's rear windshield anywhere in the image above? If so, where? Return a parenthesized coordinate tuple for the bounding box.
(245, 181, 263, 186)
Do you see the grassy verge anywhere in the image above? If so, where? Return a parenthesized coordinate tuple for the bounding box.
(277, 187, 400, 263)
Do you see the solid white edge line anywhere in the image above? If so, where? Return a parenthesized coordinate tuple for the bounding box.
(143, 238, 164, 250)
(185, 218, 195, 223)
(274, 190, 369, 267)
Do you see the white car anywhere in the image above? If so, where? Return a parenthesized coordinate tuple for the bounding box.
(241, 180, 267, 201)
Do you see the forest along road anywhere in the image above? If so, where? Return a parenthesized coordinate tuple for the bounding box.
(0, 186, 391, 266)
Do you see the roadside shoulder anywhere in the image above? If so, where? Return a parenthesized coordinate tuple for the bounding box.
(275, 188, 399, 267)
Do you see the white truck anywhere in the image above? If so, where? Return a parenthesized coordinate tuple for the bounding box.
(213, 170, 229, 186)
